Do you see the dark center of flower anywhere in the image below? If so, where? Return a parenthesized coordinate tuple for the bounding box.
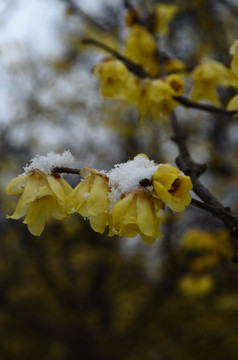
(169, 178, 180, 193)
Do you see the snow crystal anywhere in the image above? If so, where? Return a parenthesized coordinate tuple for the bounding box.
(106, 155, 160, 208)
(22, 150, 75, 174)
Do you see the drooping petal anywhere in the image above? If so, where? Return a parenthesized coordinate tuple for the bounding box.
(26, 212, 46, 236)
(89, 212, 108, 234)
(24, 199, 44, 224)
(58, 177, 73, 196)
(136, 193, 156, 237)
(140, 233, 156, 245)
(6, 196, 29, 220)
(6, 175, 28, 195)
(87, 176, 109, 217)
(119, 223, 139, 238)
(20, 176, 40, 204)
(112, 192, 135, 227)
(66, 177, 91, 214)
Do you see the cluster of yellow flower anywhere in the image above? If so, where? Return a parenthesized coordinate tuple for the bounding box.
(178, 228, 232, 296)
(91, 3, 238, 119)
(90, 3, 186, 123)
(93, 58, 184, 123)
(6, 155, 192, 241)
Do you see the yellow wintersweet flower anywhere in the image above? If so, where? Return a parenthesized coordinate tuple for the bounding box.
(181, 228, 232, 257)
(189, 254, 219, 272)
(178, 274, 214, 296)
(182, 228, 218, 252)
(190, 60, 231, 105)
(125, 24, 159, 77)
(154, 4, 179, 35)
(138, 75, 184, 122)
(93, 57, 129, 98)
(110, 188, 164, 244)
(164, 58, 186, 74)
(66, 167, 110, 234)
(152, 164, 192, 211)
(6, 169, 72, 236)
(93, 57, 140, 104)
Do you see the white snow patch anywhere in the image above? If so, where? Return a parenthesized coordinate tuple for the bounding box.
(106, 155, 160, 208)
(22, 150, 75, 174)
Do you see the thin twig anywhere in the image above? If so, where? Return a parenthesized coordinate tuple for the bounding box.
(52, 167, 81, 175)
(175, 95, 237, 116)
(170, 111, 238, 242)
(61, 0, 109, 33)
(82, 38, 149, 78)
(82, 37, 238, 117)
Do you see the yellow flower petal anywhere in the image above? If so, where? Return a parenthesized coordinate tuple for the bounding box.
(89, 212, 108, 234)
(66, 177, 91, 214)
(87, 176, 109, 216)
(6, 197, 29, 220)
(26, 212, 46, 236)
(47, 175, 66, 203)
(136, 193, 156, 237)
(6, 175, 28, 195)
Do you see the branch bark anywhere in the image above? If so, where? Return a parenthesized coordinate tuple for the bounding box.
(170, 112, 238, 247)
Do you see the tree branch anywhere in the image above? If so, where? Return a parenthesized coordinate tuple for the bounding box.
(174, 95, 237, 116)
(82, 37, 238, 117)
(81, 38, 149, 78)
(52, 167, 81, 175)
(170, 112, 238, 245)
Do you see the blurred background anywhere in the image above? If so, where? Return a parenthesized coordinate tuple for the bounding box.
(1, 0, 238, 359)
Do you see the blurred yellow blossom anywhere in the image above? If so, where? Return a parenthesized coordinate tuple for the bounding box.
(109, 188, 164, 244)
(181, 228, 232, 257)
(190, 60, 231, 105)
(93, 57, 129, 97)
(189, 254, 219, 272)
(6, 170, 72, 236)
(138, 75, 184, 122)
(154, 4, 179, 35)
(152, 164, 192, 211)
(93, 57, 140, 103)
(178, 274, 215, 296)
(164, 58, 186, 74)
(66, 167, 110, 234)
(125, 24, 159, 76)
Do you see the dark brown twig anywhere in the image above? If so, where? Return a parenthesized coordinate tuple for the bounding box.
(82, 38, 149, 78)
(82, 37, 238, 117)
(52, 167, 81, 175)
(171, 111, 238, 242)
(174, 95, 237, 116)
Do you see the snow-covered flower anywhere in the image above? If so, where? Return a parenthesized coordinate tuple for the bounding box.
(109, 188, 164, 244)
(6, 169, 72, 236)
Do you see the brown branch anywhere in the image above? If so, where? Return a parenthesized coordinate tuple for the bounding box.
(174, 95, 237, 116)
(82, 38, 238, 117)
(52, 167, 81, 175)
(82, 38, 150, 78)
(170, 112, 238, 246)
